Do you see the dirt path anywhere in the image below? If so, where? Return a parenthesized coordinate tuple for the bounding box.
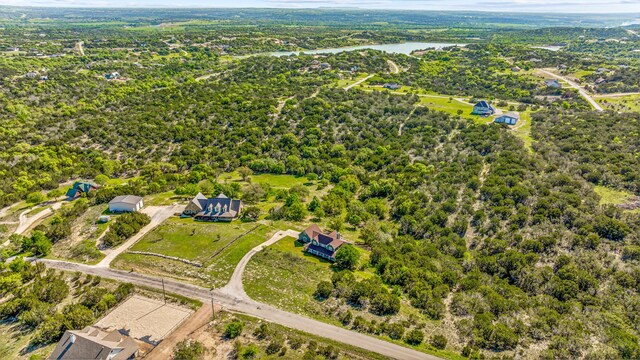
(96, 205, 184, 268)
(399, 105, 418, 136)
(75, 41, 85, 56)
(538, 69, 603, 111)
(344, 74, 374, 91)
(388, 60, 400, 74)
(145, 304, 215, 360)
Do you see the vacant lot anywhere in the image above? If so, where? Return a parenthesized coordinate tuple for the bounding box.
(114, 220, 278, 287)
(96, 295, 193, 345)
(129, 218, 261, 263)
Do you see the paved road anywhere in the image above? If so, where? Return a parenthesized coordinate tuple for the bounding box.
(344, 74, 375, 91)
(39, 259, 437, 360)
(96, 205, 184, 268)
(538, 69, 603, 111)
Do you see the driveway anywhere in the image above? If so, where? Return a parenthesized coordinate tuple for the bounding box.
(538, 69, 603, 111)
(96, 205, 184, 268)
(344, 74, 375, 91)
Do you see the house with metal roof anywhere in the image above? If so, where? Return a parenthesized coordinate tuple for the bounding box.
(66, 181, 100, 200)
(109, 195, 144, 213)
(494, 112, 520, 126)
(298, 224, 347, 261)
(472, 100, 496, 116)
(183, 193, 241, 222)
(48, 326, 138, 360)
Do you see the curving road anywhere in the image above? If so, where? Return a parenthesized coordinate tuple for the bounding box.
(538, 69, 603, 111)
(33, 226, 440, 360)
(39, 258, 437, 360)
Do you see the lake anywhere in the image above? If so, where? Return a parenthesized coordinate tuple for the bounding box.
(269, 42, 466, 57)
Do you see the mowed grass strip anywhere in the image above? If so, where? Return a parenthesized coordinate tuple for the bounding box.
(129, 217, 261, 262)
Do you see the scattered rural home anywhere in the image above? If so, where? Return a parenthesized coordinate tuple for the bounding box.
(383, 83, 402, 90)
(183, 193, 242, 221)
(595, 77, 606, 85)
(105, 71, 120, 79)
(48, 326, 139, 360)
(494, 112, 520, 125)
(558, 64, 568, 70)
(298, 224, 347, 261)
(66, 181, 100, 200)
(472, 100, 496, 116)
(40, 75, 48, 81)
(596, 67, 611, 74)
(511, 66, 521, 72)
(25, 71, 38, 78)
(544, 79, 562, 88)
(109, 195, 144, 213)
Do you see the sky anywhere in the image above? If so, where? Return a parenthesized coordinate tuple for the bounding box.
(2, 0, 640, 13)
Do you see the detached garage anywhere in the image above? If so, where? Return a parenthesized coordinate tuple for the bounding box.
(494, 112, 520, 126)
(109, 195, 144, 213)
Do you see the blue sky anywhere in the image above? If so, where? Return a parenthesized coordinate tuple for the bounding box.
(3, 0, 640, 13)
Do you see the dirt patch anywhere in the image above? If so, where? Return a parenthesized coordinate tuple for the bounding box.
(618, 196, 640, 211)
(96, 295, 193, 346)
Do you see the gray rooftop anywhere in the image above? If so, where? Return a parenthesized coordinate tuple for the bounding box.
(109, 195, 143, 205)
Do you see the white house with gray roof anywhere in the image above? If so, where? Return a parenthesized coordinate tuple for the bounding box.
(183, 193, 241, 222)
(109, 195, 144, 213)
(48, 326, 138, 360)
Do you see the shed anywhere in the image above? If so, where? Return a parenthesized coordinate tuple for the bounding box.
(494, 112, 520, 126)
(383, 83, 402, 90)
(108, 195, 144, 213)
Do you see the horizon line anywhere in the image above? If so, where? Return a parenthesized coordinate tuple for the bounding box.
(0, 5, 639, 15)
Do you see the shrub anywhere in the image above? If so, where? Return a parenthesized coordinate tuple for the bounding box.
(224, 320, 244, 339)
(173, 339, 205, 360)
(430, 334, 448, 349)
(386, 323, 404, 340)
(405, 329, 424, 345)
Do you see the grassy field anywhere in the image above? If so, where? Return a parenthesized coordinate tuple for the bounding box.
(594, 94, 640, 112)
(593, 185, 639, 214)
(113, 219, 278, 287)
(129, 218, 261, 262)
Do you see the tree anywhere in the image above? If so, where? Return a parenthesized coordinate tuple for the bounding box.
(241, 206, 261, 222)
(94, 174, 110, 185)
(386, 323, 404, 340)
(238, 166, 253, 181)
(314, 281, 333, 300)
(224, 320, 244, 339)
(242, 183, 265, 203)
(334, 245, 360, 270)
(26, 192, 46, 204)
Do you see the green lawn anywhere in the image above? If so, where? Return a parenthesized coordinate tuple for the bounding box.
(129, 217, 262, 263)
(113, 219, 279, 287)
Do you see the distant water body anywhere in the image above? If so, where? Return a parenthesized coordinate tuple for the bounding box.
(268, 42, 466, 56)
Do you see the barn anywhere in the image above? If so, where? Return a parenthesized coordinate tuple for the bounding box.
(108, 195, 144, 213)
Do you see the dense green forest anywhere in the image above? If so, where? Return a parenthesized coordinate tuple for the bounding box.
(0, 9, 639, 360)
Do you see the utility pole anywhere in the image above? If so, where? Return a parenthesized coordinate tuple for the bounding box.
(162, 277, 166, 304)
